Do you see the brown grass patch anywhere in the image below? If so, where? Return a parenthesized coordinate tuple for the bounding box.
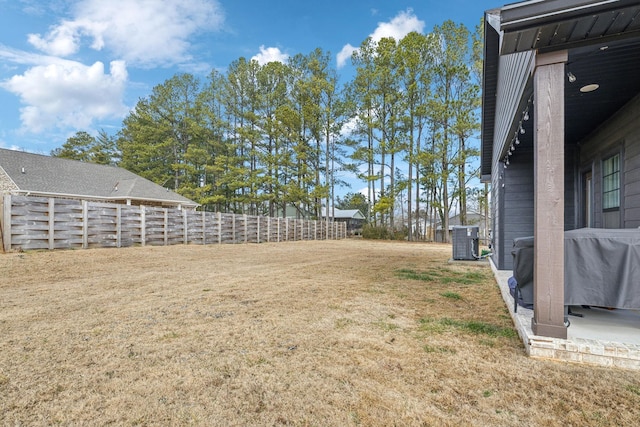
(1, 240, 639, 425)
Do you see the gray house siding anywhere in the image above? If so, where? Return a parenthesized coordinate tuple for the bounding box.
(578, 93, 640, 228)
(492, 51, 535, 170)
(493, 146, 534, 271)
(492, 143, 577, 271)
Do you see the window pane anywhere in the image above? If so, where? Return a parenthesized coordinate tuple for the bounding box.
(602, 154, 620, 210)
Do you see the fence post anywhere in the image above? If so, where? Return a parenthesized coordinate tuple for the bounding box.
(183, 209, 188, 245)
(116, 204, 122, 248)
(2, 195, 11, 252)
(244, 214, 248, 244)
(267, 217, 271, 243)
(48, 198, 55, 250)
(201, 211, 206, 245)
(163, 208, 168, 246)
(140, 206, 146, 246)
(82, 200, 88, 249)
(232, 214, 236, 243)
(217, 212, 222, 244)
(257, 215, 261, 244)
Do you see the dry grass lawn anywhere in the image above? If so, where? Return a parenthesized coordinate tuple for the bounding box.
(1, 239, 639, 426)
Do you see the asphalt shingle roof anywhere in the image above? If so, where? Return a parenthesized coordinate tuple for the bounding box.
(0, 148, 197, 207)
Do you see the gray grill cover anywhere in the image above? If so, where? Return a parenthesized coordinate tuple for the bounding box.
(512, 236, 534, 306)
(565, 228, 640, 309)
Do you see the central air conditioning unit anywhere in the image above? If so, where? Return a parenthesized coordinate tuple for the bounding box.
(452, 226, 479, 261)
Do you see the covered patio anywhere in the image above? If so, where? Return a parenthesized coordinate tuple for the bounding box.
(482, 0, 640, 363)
(492, 263, 640, 370)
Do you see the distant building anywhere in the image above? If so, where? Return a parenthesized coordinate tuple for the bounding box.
(0, 148, 198, 209)
(321, 208, 366, 234)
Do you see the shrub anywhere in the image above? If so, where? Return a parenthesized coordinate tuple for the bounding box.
(362, 225, 408, 240)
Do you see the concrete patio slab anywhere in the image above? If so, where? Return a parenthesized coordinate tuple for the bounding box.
(490, 260, 640, 370)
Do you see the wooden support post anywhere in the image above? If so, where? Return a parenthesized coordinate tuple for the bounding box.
(82, 200, 88, 249)
(217, 212, 222, 244)
(140, 206, 146, 246)
(257, 215, 261, 244)
(48, 198, 55, 250)
(202, 211, 206, 245)
(232, 214, 236, 243)
(116, 204, 122, 248)
(2, 195, 11, 252)
(267, 217, 271, 243)
(532, 50, 567, 339)
(183, 209, 188, 245)
(244, 214, 248, 244)
(163, 208, 168, 246)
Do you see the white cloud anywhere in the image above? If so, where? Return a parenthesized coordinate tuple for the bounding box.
(1, 60, 128, 133)
(28, 20, 81, 56)
(337, 9, 425, 69)
(370, 9, 424, 42)
(336, 44, 357, 69)
(340, 116, 359, 137)
(251, 45, 289, 66)
(27, 0, 224, 67)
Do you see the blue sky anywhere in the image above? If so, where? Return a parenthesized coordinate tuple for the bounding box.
(0, 0, 493, 157)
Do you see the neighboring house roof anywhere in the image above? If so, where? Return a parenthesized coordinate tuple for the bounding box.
(0, 148, 198, 208)
(274, 205, 314, 219)
(321, 208, 365, 220)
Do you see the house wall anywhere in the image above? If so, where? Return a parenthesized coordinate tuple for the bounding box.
(0, 166, 18, 193)
(492, 142, 577, 271)
(492, 145, 534, 271)
(578, 92, 640, 229)
(492, 51, 536, 169)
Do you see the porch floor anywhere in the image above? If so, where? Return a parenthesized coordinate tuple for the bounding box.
(490, 261, 640, 370)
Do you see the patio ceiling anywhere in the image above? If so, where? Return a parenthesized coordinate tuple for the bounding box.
(482, 0, 640, 174)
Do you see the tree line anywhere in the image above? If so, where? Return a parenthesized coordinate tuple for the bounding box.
(52, 20, 484, 241)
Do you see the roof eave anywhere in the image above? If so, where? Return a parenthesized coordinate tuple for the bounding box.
(501, 0, 627, 33)
(9, 190, 199, 207)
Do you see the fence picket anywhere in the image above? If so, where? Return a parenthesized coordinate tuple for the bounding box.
(0, 195, 345, 251)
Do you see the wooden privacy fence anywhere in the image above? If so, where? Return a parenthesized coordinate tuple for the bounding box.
(1, 195, 346, 252)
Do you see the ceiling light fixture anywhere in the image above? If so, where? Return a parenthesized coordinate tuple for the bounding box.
(580, 84, 599, 93)
(567, 72, 577, 83)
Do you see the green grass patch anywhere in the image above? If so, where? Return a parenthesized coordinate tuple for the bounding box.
(395, 268, 438, 281)
(396, 267, 487, 286)
(423, 344, 456, 354)
(375, 320, 399, 332)
(440, 318, 516, 338)
(159, 332, 180, 340)
(440, 291, 462, 300)
(440, 271, 487, 285)
(335, 318, 355, 329)
(626, 384, 640, 396)
(419, 317, 516, 338)
(418, 317, 447, 334)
